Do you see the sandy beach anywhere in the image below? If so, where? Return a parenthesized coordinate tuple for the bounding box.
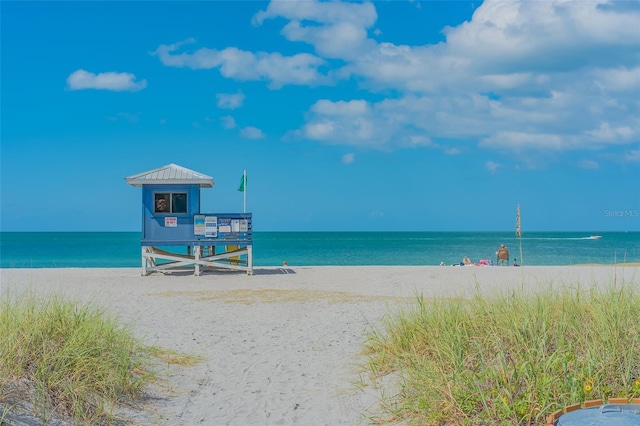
(1, 265, 638, 425)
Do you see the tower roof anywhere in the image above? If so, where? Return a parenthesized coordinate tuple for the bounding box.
(125, 164, 214, 188)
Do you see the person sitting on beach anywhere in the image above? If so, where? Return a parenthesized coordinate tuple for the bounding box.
(462, 257, 472, 266)
(496, 244, 509, 266)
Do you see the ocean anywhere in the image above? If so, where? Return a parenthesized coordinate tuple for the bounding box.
(1, 232, 639, 268)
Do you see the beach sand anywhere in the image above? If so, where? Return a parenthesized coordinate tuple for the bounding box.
(1, 265, 638, 425)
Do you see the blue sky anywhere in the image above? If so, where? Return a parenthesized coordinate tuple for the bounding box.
(1, 0, 639, 232)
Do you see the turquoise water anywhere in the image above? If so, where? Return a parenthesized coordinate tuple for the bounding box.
(1, 232, 639, 268)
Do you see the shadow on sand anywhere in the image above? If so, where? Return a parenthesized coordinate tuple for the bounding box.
(144, 267, 297, 277)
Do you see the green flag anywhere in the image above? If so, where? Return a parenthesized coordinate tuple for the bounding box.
(238, 174, 246, 192)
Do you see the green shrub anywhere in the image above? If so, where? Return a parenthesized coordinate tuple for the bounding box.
(363, 280, 640, 425)
(0, 291, 152, 424)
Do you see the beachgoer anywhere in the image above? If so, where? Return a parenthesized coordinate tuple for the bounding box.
(496, 244, 509, 266)
(513, 258, 519, 267)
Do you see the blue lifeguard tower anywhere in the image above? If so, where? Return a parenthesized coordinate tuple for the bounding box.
(125, 164, 253, 275)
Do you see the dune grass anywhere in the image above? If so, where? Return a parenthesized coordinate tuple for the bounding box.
(0, 291, 153, 425)
(362, 279, 640, 425)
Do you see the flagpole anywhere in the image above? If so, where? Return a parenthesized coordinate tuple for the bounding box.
(243, 169, 246, 213)
(516, 204, 523, 266)
(516, 204, 524, 290)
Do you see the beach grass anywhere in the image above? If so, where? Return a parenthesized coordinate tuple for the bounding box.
(0, 291, 152, 425)
(362, 279, 640, 425)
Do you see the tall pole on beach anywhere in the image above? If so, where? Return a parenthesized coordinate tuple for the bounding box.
(238, 170, 247, 213)
(516, 204, 524, 288)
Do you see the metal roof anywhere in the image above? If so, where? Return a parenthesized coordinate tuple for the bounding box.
(125, 164, 214, 188)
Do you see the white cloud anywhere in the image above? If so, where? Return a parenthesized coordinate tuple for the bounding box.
(443, 1, 640, 74)
(67, 69, 146, 92)
(301, 98, 434, 150)
(578, 159, 600, 169)
(253, 0, 377, 59)
(486, 161, 500, 174)
(623, 149, 640, 163)
(443, 147, 462, 155)
(298, 86, 638, 153)
(285, 1, 638, 155)
(152, 0, 640, 158)
(148, 37, 196, 66)
(593, 66, 640, 92)
(343, 0, 640, 97)
(221, 115, 236, 129)
(106, 112, 141, 122)
(216, 92, 245, 109)
(311, 99, 369, 116)
(585, 122, 634, 143)
(152, 39, 329, 88)
(253, 0, 376, 29)
(342, 153, 355, 164)
(240, 126, 265, 139)
(480, 132, 568, 151)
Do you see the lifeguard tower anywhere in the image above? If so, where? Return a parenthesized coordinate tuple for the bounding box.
(125, 164, 253, 276)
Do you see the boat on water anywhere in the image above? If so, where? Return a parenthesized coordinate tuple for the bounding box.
(589, 234, 602, 239)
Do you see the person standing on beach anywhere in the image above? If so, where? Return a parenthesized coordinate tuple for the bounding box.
(496, 244, 509, 266)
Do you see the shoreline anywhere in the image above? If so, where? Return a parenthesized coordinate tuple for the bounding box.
(1, 262, 640, 271)
(2, 266, 639, 425)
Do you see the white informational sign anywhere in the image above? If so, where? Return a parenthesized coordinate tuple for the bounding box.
(205, 216, 218, 238)
(194, 215, 205, 236)
(231, 219, 240, 232)
(239, 219, 248, 232)
(218, 218, 231, 233)
(165, 217, 178, 227)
